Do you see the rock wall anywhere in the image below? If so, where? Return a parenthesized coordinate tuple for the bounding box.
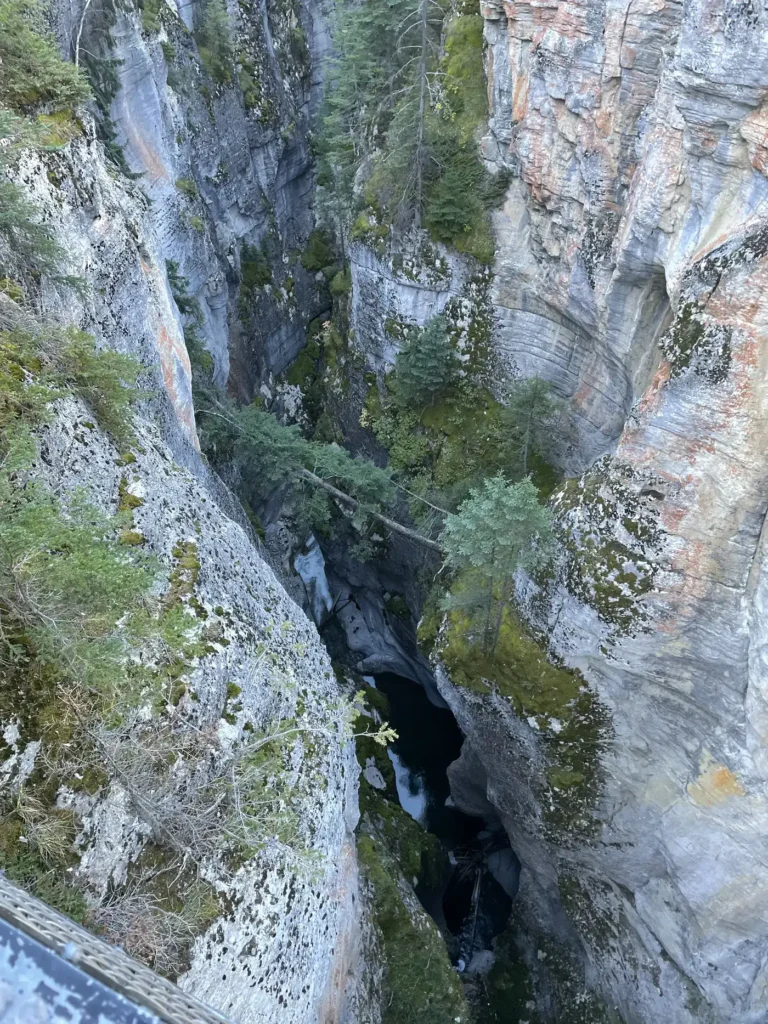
(429, 0, 768, 1021)
(0, 0, 380, 1017)
(60, 0, 332, 398)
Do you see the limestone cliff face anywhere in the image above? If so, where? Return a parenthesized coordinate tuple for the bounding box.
(0, 0, 377, 1018)
(433, 1, 768, 1022)
(58, 0, 332, 399)
(346, 0, 768, 1018)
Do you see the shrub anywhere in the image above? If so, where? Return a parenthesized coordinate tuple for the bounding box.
(194, 0, 234, 85)
(139, 0, 163, 34)
(240, 241, 272, 290)
(0, 107, 64, 273)
(0, 0, 90, 112)
(175, 176, 197, 200)
(300, 229, 335, 272)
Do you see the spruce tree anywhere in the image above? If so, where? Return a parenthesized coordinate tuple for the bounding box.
(393, 315, 458, 409)
(502, 376, 562, 475)
(441, 475, 555, 652)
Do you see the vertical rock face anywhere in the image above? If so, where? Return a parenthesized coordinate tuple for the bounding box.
(2, 0, 379, 1019)
(482, 0, 768, 467)
(7, 114, 372, 1022)
(58, 0, 332, 399)
(432, 0, 768, 1022)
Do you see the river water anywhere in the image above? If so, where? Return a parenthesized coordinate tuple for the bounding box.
(371, 673, 516, 966)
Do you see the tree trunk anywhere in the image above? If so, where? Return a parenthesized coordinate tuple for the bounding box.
(490, 577, 511, 653)
(413, 0, 429, 227)
(483, 574, 495, 654)
(299, 468, 443, 553)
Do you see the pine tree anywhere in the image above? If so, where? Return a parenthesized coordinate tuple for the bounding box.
(502, 376, 562, 475)
(393, 315, 458, 409)
(0, 0, 90, 112)
(441, 475, 555, 652)
(322, 0, 443, 229)
(194, 0, 234, 85)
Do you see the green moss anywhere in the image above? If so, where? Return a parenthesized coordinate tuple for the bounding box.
(553, 457, 661, 634)
(166, 540, 201, 605)
(226, 682, 241, 700)
(351, 212, 389, 249)
(361, 788, 443, 887)
(119, 528, 145, 546)
(439, 600, 609, 840)
(117, 476, 144, 511)
(661, 299, 732, 384)
(0, 278, 24, 302)
(175, 177, 198, 200)
(478, 929, 541, 1023)
(357, 833, 469, 1024)
(330, 268, 351, 294)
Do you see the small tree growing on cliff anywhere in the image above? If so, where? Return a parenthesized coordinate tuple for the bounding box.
(393, 314, 459, 409)
(501, 376, 562, 476)
(441, 475, 555, 652)
(194, 0, 234, 84)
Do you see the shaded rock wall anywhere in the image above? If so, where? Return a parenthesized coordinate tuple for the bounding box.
(63, 0, 332, 398)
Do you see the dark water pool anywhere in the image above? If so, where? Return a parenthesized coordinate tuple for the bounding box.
(372, 673, 515, 962)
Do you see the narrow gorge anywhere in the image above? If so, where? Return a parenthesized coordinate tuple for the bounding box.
(0, 0, 767, 1020)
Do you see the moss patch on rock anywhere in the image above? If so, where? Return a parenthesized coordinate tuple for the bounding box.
(552, 456, 663, 635)
(357, 832, 469, 1024)
(438, 601, 609, 841)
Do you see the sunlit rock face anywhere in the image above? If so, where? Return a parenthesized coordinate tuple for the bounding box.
(429, 0, 768, 1021)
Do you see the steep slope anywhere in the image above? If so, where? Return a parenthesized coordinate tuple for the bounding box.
(337, 0, 768, 1020)
(433, 1, 768, 1022)
(0, 5, 374, 1019)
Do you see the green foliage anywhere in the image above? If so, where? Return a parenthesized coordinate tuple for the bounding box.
(502, 376, 562, 475)
(139, 0, 163, 34)
(321, 4, 497, 257)
(57, 329, 141, 444)
(392, 315, 459, 409)
(194, 0, 234, 85)
(175, 176, 198, 200)
(0, 471, 155, 693)
(0, 814, 88, 921)
(443, 475, 555, 580)
(300, 229, 335, 272)
(0, 0, 90, 112)
(240, 241, 272, 290)
(201, 397, 395, 517)
(0, 325, 140, 444)
(442, 475, 555, 651)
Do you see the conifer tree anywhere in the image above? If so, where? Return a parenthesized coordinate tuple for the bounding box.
(502, 376, 562, 475)
(393, 315, 459, 409)
(195, 0, 234, 84)
(442, 475, 555, 652)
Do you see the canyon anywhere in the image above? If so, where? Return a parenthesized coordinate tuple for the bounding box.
(1, 0, 768, 1019)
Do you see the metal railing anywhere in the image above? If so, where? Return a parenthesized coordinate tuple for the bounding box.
(0, 873, 235, 1024)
